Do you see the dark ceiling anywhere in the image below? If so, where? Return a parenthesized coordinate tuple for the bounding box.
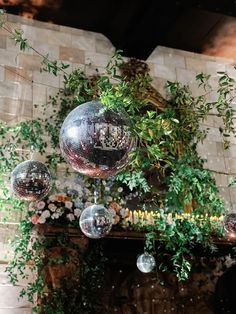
(1, 0, 236, 60)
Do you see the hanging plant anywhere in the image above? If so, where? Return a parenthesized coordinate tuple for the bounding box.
(0, 9, 235, 313)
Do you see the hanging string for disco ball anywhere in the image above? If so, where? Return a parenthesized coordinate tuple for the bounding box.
(11, 160, 52, 201)
(224, 213, 236, 238)
(59, 100, 135, 179)
(136, 252, 156, 273)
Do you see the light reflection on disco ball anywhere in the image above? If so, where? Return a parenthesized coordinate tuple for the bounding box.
(59, 100, 135, 178)
(136, 253, 156, 273)
(224, 213, 236, 237)
(11, 160, 52, 201)
(79, 204, 113, 239)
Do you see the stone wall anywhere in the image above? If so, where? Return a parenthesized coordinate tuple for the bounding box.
(0, 13, 236, 313)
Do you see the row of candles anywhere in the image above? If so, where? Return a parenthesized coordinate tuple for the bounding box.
(124, 210, 225, 226)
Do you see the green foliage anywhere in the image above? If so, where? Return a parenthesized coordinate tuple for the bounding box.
(0, 11, 235, 312)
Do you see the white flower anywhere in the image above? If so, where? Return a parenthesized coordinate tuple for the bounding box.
(74, 208, 81, 218)
(41, 210, 50, 218)
(67, 213, 75, 222)
(105, 187, 110, 191)
(65, 201, 73, 209)
(117, 187, 123, 193)
(38, 216, 46, 224)
(28, 202, 35, 212)
(120, 208, 128, 218)
(107, 196, 113, 202)
(49, 195, 56, 202)
(51, 212, 60, 219)
(108, 208, 116, 217)
(37, 201, 45, 210)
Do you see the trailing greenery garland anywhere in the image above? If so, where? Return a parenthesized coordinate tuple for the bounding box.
(0, 9, 236, 313)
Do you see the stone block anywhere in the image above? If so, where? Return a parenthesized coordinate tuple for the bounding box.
(225, 64, 236, 80)
(0, 49, 19, 67)
(17, 54, 41, 71)
(154, 63, 176, 81)
(6, 37, 33, 54)
(85, 52, 111, 68)
(60, 25, 84, 36)
(72, 33, 96, 52)
(0, 97, 32, 118)
(33, 71, 59, 89)
(0, 67, 4, 82)
(0, 309, 32, 314)
(197, 141, 218, 157)
(59, 46, 85, 64)
(204, 156, 227, 173)
(147, 50, 164, 64)
(176, 67, 196, 85)
(0, 36, 6, 49)
(0, 112, 18, 123)
(213, 173, 230, 187)
(5, 66, 32, 84)
(95, 39, 114, 55)
(32, 41, 59, 60)
(0, 285, 30, 308)
(0, 264, 36, 287)
(32, 84, 47, 106)
(206, 61, 226, 73)
(185, 57, 208, 73)
(224, 144, 236, 158)
(18, 84, 33, 102)
(163, 53, 185, 68)
(226, 157, 236, 174)
(0, 81, 20, 98)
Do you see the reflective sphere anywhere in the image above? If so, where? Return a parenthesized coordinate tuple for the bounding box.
(79, 204, 113, 239)
(224, 213, 236, 237)
(137, 253, 156, 273)
(59, 100, 135, 178)
(11, 160, 52, 201)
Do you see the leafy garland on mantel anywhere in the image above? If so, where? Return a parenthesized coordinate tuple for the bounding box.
(1, 10, 236, 313)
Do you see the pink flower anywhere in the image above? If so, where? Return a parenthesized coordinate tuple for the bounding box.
(65, 201, 73, 209)
(36, 201, 45, 210)
(31, 214, 39, 225)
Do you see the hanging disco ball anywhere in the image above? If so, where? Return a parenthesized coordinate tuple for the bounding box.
(136, 252, 156, 273)
(59, 100, 135, 179)
(224, 213, 236, 237)
(11, 160, 52, 201)
(79, 204, 113, 239)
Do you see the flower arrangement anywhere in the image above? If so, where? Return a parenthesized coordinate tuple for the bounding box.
(28, 174, 131, 228)
(29, 193, 82, 225)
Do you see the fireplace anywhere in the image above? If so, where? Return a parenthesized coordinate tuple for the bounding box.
(38, 226, 236, 314)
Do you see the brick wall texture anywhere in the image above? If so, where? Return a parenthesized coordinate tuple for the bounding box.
(1, 13, 236, 312)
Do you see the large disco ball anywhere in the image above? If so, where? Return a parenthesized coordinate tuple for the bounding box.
(59, 100, 135, 178)
(224, 213, 236, 237)
(11, 160, 51, 201)
(79, 204, 113, 239)
(136, 253, 156, 273)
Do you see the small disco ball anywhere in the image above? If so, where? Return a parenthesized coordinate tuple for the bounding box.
(79, 204, 113, 239)
(11, 160, 52, 201)
(59, 100, 135, 179)
(136, 252, 156, 273)
(224, 213, 236, 237)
